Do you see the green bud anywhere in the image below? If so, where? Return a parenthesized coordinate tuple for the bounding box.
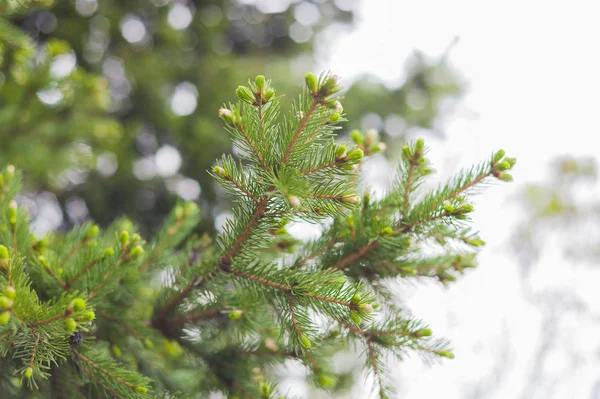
(264, 89, 275, 102)
(497, 161, 511, 171)
(304, 72, 318, 93)
(350, 310, 361, 325)
(467, 238, 486, 247)
(335, 145, 347, 159)
(437, 350, 455, 359)
(130, 245, 144, 259)
(0, 245, 8, 260)
(400, 266, 417, 275)
(341, 164, 355, 171)
(184, 201, 198, 215)
(57, 267, 64, 275)
(351, 294, 361, 304)
(415, 328, 432, 337)
(5, 165, 15, 181)
(218, 107, 234, 125)
(24, 367, 33, 379)
(346, 149, 364, 163)
(119, 231, 130, 246)
(71, 298, 86, 312)
(4, 286, 16, 300)
(415, 138, 425, 155)
(174, 205, 184, 219)
(87, 225, 100, 238)
(333, 100, 343, 113)
(135, 386, 147, 393)
(112, 344, 122, 357)
(0, 311, 10, 325)
(236, 85, 255, 104)
(0, 296, 11, 309)
(228, 310, 243, 320)
(254, 75, 266, 92)
(102, 248, 115, 258)
(358, 303, 374, 313)
(498, 173, 513, 182)
(7, 200, 17, 225)
(493, 149, 505, 163)
(260, 382, 270, 396)
(341, 194, 361, 205)
(299, 334, 311, 349)
(504, 157, 517, 167)
(402, 145, 411, 160)
(443, 204, 455, 214)
(65, 317, 77, 332)
(350, 130, 363, 145)
(380, 227, 393, 236)
(318, 374, 337, 388)
(144, 339, 154, 349)
(288, 195, 301, 207)
(213, 165, 228, 178)
(329, 112, 340, 123)
(322, 75, 338, 92)
(459, 204, 474, 213)
(82, 311, 95, 321)
(130, 233, 141, 245)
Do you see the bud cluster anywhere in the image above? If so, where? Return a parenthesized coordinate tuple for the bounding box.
(236, 75, 276, 106)
(491, 149, 517, 181)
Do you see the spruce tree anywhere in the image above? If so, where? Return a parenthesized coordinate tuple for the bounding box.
(0, 73, 515, 398)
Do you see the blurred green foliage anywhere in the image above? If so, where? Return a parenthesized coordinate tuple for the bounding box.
(0, 0, 461, 235)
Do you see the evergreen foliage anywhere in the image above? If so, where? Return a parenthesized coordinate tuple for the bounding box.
(0, 74, 515, 398)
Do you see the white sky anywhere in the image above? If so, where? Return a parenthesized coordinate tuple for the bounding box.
(312, 1, 600, 398)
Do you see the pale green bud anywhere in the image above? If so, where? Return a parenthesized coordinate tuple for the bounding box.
(350, 130, 363, 145)
(493, 149, 505, 163)
(304, 72, 318, 93)
(346, 148, 364, 162)
(335, 145, 347, 159)
(236, 85, 255, 104)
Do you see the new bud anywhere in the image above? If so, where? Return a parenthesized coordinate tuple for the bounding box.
(329, 112, 340, 123)
(86, 225, 100, 238)
(351, 294, 361, 304)
(70, 298, 86, 312)
(358, 303, 374, 313)
(402, 145, 411, 160)
(0, 245, 8, 270)
(264, 89, 275, 102)
(24, 367, 33, 379)
(304, 72, 318, 94)
(437, 350, 455, 359)
(213, 165, 228, 178)
(497, 161, 511, 171)
(346, 149, 364, 163)
(236, 85, 255, 104)
(135, 386, 147, 393)
(415, 138, 425, 155)
(82, 311, 96, 321)
(341, 194, 361, 205)
(335, 145, 347, 159)
(102, 248, 115, 258)
(322, 74, 338, 93)
(380, 227, 393, 236)
(218, 107, 234, 125)
(415, 328, 432, 337)
(288, 196, 301, 207)
(255, 75, 266, 93)
(7, 200, 17, 225)
(350, 130, 363, 145)
(65, 317, 77, 332)
(0, 311, 10, 325)
(504, 157, 517, 167)
(112, 344, 122, 357)
(228, 310, 243, 320)
(0, 296, 11, 309)
(333, 100, 343, 113)
(4, 286, 16, 300)
(498, 173, 513, 182)
(299, 334, 311, 349)
(119, 231, 130, 246)
(493, 149, 506, 163)
(130, 245, 144, 259)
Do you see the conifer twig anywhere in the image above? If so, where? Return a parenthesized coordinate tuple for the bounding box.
(281, 97, 320, 164)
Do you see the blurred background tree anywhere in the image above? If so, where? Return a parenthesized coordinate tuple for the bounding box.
(0, 0, 461, 237)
